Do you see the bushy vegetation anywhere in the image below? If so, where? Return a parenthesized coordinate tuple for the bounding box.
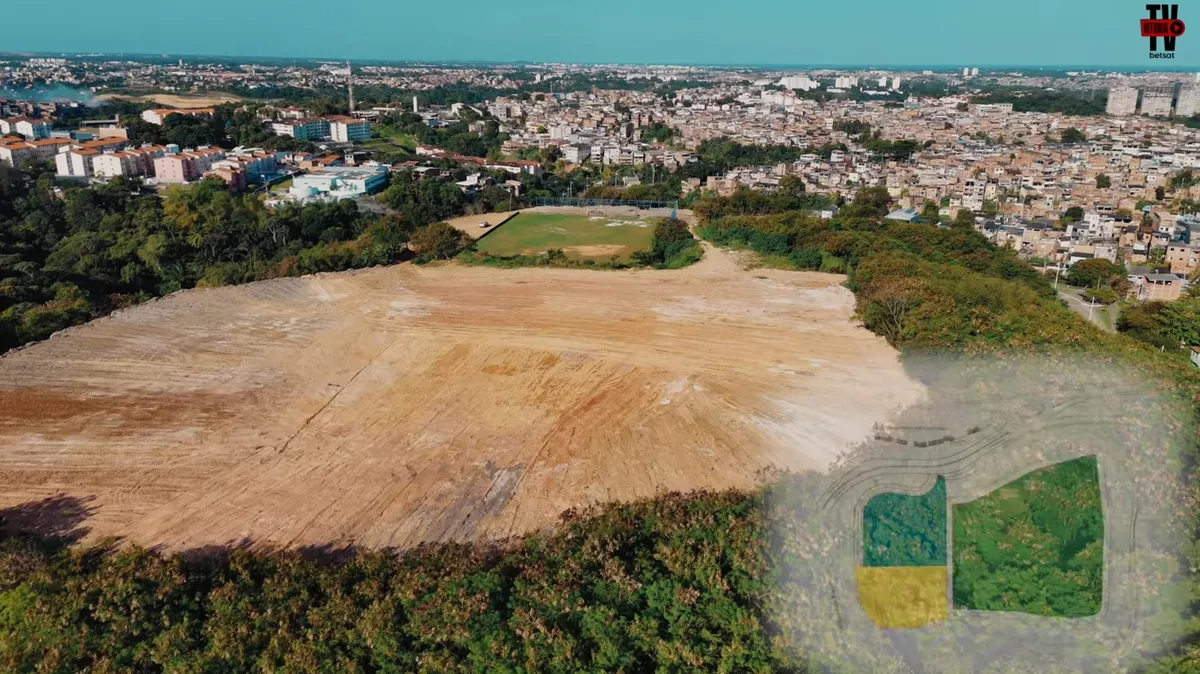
(952, 456, 1103, 617)
(0, 165, 425, 353)
(862, 477, 947, 567)
(631, 218, 704, 269)
(0, 491, 800, 673)
(969, 89, 1106, 116)
(1119, 292, 1200, 353)
(692, 138, 807, 173)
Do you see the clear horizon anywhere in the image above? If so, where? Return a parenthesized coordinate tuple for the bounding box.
(5, 0, 1199, 68)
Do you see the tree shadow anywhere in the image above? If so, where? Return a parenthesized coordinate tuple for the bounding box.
(0, 493, 96, 543)
(174, 538, 361, 565)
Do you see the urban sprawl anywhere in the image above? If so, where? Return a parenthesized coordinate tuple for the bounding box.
(2, 56, 1200, 301)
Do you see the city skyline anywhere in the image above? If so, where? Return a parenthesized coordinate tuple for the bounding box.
(6, 0, 1198, 68)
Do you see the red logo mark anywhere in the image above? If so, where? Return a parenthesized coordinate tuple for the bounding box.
(1142, 18, 1186, 37)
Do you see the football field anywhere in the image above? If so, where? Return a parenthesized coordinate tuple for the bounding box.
(476, 212, 656, 260)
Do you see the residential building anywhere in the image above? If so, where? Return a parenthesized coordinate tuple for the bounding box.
(1106, 87, 1139, 116)
(563, 143, 591, 164)
(1166, 242, 1200, 275)
(1141, 86, 1174, 117)
(272, 118, 331, 141)
(204, 166, 248, 193)
(1139, 272, 1184, 301)
(152, 147, 226, 183)
(55, 149, 99, 177)
(327, 116, 371, 142)
(0, 137, 70, 166)
(1, 117, 52, 139)
(92, 152, 141, 178)
(1178, 85, 1200, 117)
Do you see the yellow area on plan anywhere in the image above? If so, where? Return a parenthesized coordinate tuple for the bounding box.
(855, 566, 949, 629)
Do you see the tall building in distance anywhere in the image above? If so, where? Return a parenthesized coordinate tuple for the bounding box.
(1106, 86, 1139, 116)
(1141, 85, 1174, 117)
(1177, 85, 1200, 117)
(346, 60, 355, 114)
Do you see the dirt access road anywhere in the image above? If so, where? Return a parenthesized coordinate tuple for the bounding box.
(0, 251, 922, 552)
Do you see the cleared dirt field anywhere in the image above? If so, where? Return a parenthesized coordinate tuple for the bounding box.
(0, 257, 921, 552)
(95, 92, 244, 107)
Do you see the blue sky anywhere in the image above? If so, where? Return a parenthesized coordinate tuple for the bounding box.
(8, 0, 1199, 67)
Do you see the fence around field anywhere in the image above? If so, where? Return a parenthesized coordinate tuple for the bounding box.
(474, 211, 521, 242)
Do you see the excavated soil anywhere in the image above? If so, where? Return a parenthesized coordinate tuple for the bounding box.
(0, 256, 922, 551)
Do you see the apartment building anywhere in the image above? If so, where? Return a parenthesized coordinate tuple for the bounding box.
(1141, 86, 1174, 117)
(220, 150, 279, 179)
(563, 143, 591, 163)
(91, 152, 140, 178)
(1177, 85, 1200, 117)
(1166, 242, 1200, 276)
(204, 166, 248, 193)
(89, 145, 167, 178)
(51, 137, 133, 177)
(0, 137, 70, 166)
(0, 117, 52, 139)
(152, 147, 226, 183)
(55, 149, 99, 177)
(271, 118, 331, 141)
(1106, 87, 1139, 116)
(328, 116, 371, 142)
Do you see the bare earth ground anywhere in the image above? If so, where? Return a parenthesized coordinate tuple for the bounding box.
(94, 92, 245, 107)
(444, 210, 520, 239)
(0, 252, 922, 552)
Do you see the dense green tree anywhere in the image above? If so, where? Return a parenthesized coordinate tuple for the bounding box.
(920, 201, 941, 224)
(408, 222, 471, 260)
(1095, 174, 1112, 189)
(1065, 258, 1126, 291)
(1060, 127, 1087, 144)
(952, 208, 976, 230)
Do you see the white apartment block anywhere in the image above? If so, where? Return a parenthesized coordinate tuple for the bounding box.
(55, 149, 98, 178)
(1106, 87, 1139, 116)
(563, 143, 591, 163)
(91, 152, 140, 178)
(272, 119, 330, 141)
(328, 117, 371, 142)
(1177, 85, 1200, 117)
(1141, 87, 1174, 117)
(0, 117, 52, 139)
(0, 138, 70, 166)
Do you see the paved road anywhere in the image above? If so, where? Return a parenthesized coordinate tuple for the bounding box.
(1057, 288, 1117, 333)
